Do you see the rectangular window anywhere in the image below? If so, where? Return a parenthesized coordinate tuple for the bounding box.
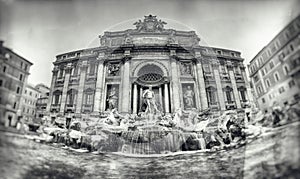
(19, 74, 23, 81)
(59, 69, 64, 78)
(257, 86, 263, 94)
(279, 86, 285, 94)
(261, 69, 265, 76)
(0, 79, 2, 87)
(290, 44, 294, 51)
(203, 64, 211, 73)
(16, 87, 20, 94)
(274, 73, 280, 82)
(89, 63, 96, 75)
(262, 98, 265, 103)
(269, 61, 274, 69)
(3, 66, 6, 73)
(278, 52, 285, 61)
(289, 80, 296, 88)
(265, 79, 271, 88)
(24, 64, 28, 71)
(13, 102, 17, 109)
(29, 91, 32, 96)
(253, 75, 259, 82)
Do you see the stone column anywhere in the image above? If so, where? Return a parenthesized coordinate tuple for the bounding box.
(228, 67, 242, 108)
(195, 57, 208, 110)
(93, 58, 105, 113)
(139, 87, 143, 112)
(132, 83, 138, 114)
(242, 68, 253, 104)
(120, 56, 131, 113)
(158, 86, 163, 109)
(164, 83, 170, 113)
(46, 67, 58, 113)
(60, 63, 72, 113)
(75, 61, 88, 114)
(170, 56, 181, 112)
(212, 61, 226, 110)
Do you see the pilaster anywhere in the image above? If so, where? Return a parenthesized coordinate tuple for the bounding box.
(228, 68, 242, 108)
(195, 56, 208, 110)
(212, 61, 226, 110)
(46, 66, 58, 113)
(120, 55, 131, 113)
(93, 53, 105, 113)
(132, 83, 138, 114)
(164, 83, 170, 113)
(170, 54, 181, 112)
(242, 68, 254, 105)
(60, 63, 72, 113)
(75, 61, 88, 113)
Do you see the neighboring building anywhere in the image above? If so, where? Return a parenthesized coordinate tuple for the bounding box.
(35, 83, 50, 118)
(21, 84, 41, 124)
(35, 83, 50, 97)
(0, 41, 33, 127)
(47, 15, 250, 118)
(249, 15, 300, 111)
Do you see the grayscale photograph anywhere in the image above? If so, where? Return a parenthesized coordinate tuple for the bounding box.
(0, 0, 299, 178)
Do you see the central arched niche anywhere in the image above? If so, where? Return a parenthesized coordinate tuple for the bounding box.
(131, 62, 171, 114)
(137, 64, 164, 86)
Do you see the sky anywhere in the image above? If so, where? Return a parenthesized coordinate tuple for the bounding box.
(0, 0, 299, 86)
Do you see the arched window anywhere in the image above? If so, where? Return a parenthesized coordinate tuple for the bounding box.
(238, 86, 247, 102)
(52, 90, 62, 104)
(58, 68, 64, 78)
(67, 89, 78, 105)
(223, 86, 234, 103)
(84, 88, 95, 105)
(206, 86, 217, 105)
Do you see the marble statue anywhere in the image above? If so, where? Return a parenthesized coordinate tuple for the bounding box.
(142, 87, 159, 114)
(184, 86, 195, 108)
(107, 87, 118, 109)
(107, 63, 120, 76)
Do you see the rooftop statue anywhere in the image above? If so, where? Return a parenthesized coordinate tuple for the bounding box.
(133, 14, 167, 32)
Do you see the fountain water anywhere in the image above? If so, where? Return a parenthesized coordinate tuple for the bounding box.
(82, 109, 213, 155)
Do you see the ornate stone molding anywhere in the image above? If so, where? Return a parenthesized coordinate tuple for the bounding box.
(133, 15, 167, 32)
(64, 63, 73, 73)
(211, 60, 220, 69)
(79, 60, 88, 70)
(132, 60, 169, 77)
(122, 56, 132, 64)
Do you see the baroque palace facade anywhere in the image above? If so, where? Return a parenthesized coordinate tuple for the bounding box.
(249, 15, 300, 111)
(47, 15, 251, 117)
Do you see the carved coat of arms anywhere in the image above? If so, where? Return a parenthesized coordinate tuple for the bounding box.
(133, 15, 167, 32)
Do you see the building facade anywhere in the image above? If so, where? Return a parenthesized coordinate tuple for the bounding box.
(47, 15, 250, 118)
(0, 41, 33, 126)
(21, 84, 41, 123)
(249, 15, 300, 111)
(35, 83, 50, 119)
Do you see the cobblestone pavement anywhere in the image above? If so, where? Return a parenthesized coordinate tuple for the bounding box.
(0, 122, 299, 179)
